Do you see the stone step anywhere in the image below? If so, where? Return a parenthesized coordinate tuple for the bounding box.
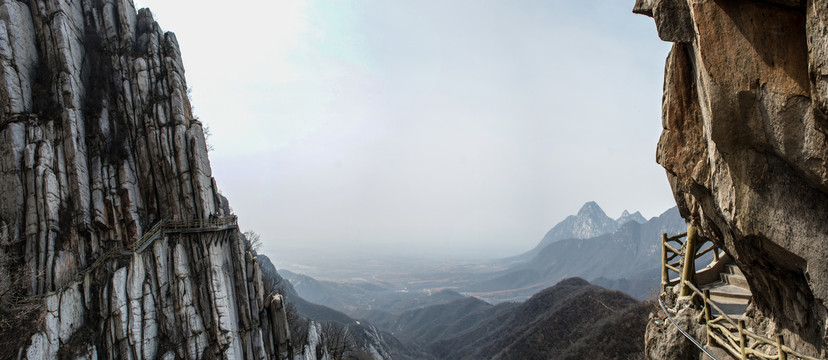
(704, 282, 752, 298)
(708, 292, 750, 305)
(720, 272, 750, 290)
(708, 300, 749, 320)
(725, 264, 744, 277)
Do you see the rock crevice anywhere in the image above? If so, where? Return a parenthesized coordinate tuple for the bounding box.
(637, 0, 828, 358)
(0, 1, 290, 359)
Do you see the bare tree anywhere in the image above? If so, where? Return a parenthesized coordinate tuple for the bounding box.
(321, 322, 357, 360)
(286, 302, 309, 352)
(242, 231, 263, 253)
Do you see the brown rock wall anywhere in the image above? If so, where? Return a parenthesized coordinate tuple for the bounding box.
(638, 0, 828, 357)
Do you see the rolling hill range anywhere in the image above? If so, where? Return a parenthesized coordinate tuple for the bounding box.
(261, 255, 652, 360)
(427, 278, 651, 359)
(366, 278, 651, 359)
(261, 202, 676, 359)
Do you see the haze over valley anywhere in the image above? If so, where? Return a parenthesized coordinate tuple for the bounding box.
(8, 0, 826, 359)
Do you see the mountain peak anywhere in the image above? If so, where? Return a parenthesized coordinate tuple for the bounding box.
(617, 210, 647, 225)
(577, 201, 606, 217)
(531, 202, 618, 250)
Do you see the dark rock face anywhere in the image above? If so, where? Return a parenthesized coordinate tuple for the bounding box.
(637, 0, 828, 357)
(0, 1, 286, 358)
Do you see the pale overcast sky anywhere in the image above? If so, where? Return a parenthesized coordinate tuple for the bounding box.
(133, 0, 674, 260)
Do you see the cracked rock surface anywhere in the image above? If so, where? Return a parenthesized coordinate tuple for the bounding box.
(0, 0, 289, 358)
(636, 0, 828, 358)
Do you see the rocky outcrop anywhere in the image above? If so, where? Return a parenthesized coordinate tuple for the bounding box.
(0, 0, 290, 359)
(636, 0, 828, 358)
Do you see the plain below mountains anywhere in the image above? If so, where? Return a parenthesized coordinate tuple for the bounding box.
(281, 202, 684, 311)
(257, 255, 434, 360)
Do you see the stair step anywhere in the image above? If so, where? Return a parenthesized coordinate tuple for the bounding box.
(703, 283, 753, 300)
(725, 264, 744, 277)
(721, 272, 750, 290)
(709, 300, 749, 319)
(709, 293, 750, 305)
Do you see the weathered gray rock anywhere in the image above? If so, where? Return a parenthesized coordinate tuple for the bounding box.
(652, 0, 694, 43)
(637, 0, 828, 358)
(0, 1, 290, 359)
(644, 304, 703, 360)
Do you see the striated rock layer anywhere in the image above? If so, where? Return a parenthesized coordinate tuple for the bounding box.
(636, 0, 828, 358)
(0, 0, 289, 359)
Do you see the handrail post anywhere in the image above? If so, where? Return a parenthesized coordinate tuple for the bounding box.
(776, 335, 787, 360)
(661, 233, 668, 293)
(703, 289, 712, 345)
(680, 225, 698, 297)
(739, 320, 747, 359)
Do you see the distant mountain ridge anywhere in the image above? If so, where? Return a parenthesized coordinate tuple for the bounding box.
(280, 203, 685, 307)
(462, 205, 685, 302)
(617, 209, 647, 225)
(518, 201, 652, 261)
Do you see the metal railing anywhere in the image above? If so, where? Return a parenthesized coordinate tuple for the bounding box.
(126, 216, 238, 252)
(658, 293, 720, 360)
(7, 216, 238, 306)
(127, 219, 167, 252)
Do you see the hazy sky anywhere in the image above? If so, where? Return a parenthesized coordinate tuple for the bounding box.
(133, 0, 674, 261)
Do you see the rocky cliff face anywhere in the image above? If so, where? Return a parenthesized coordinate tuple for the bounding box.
(0, 0, 289, 359)
(636, 0, 828, 357)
